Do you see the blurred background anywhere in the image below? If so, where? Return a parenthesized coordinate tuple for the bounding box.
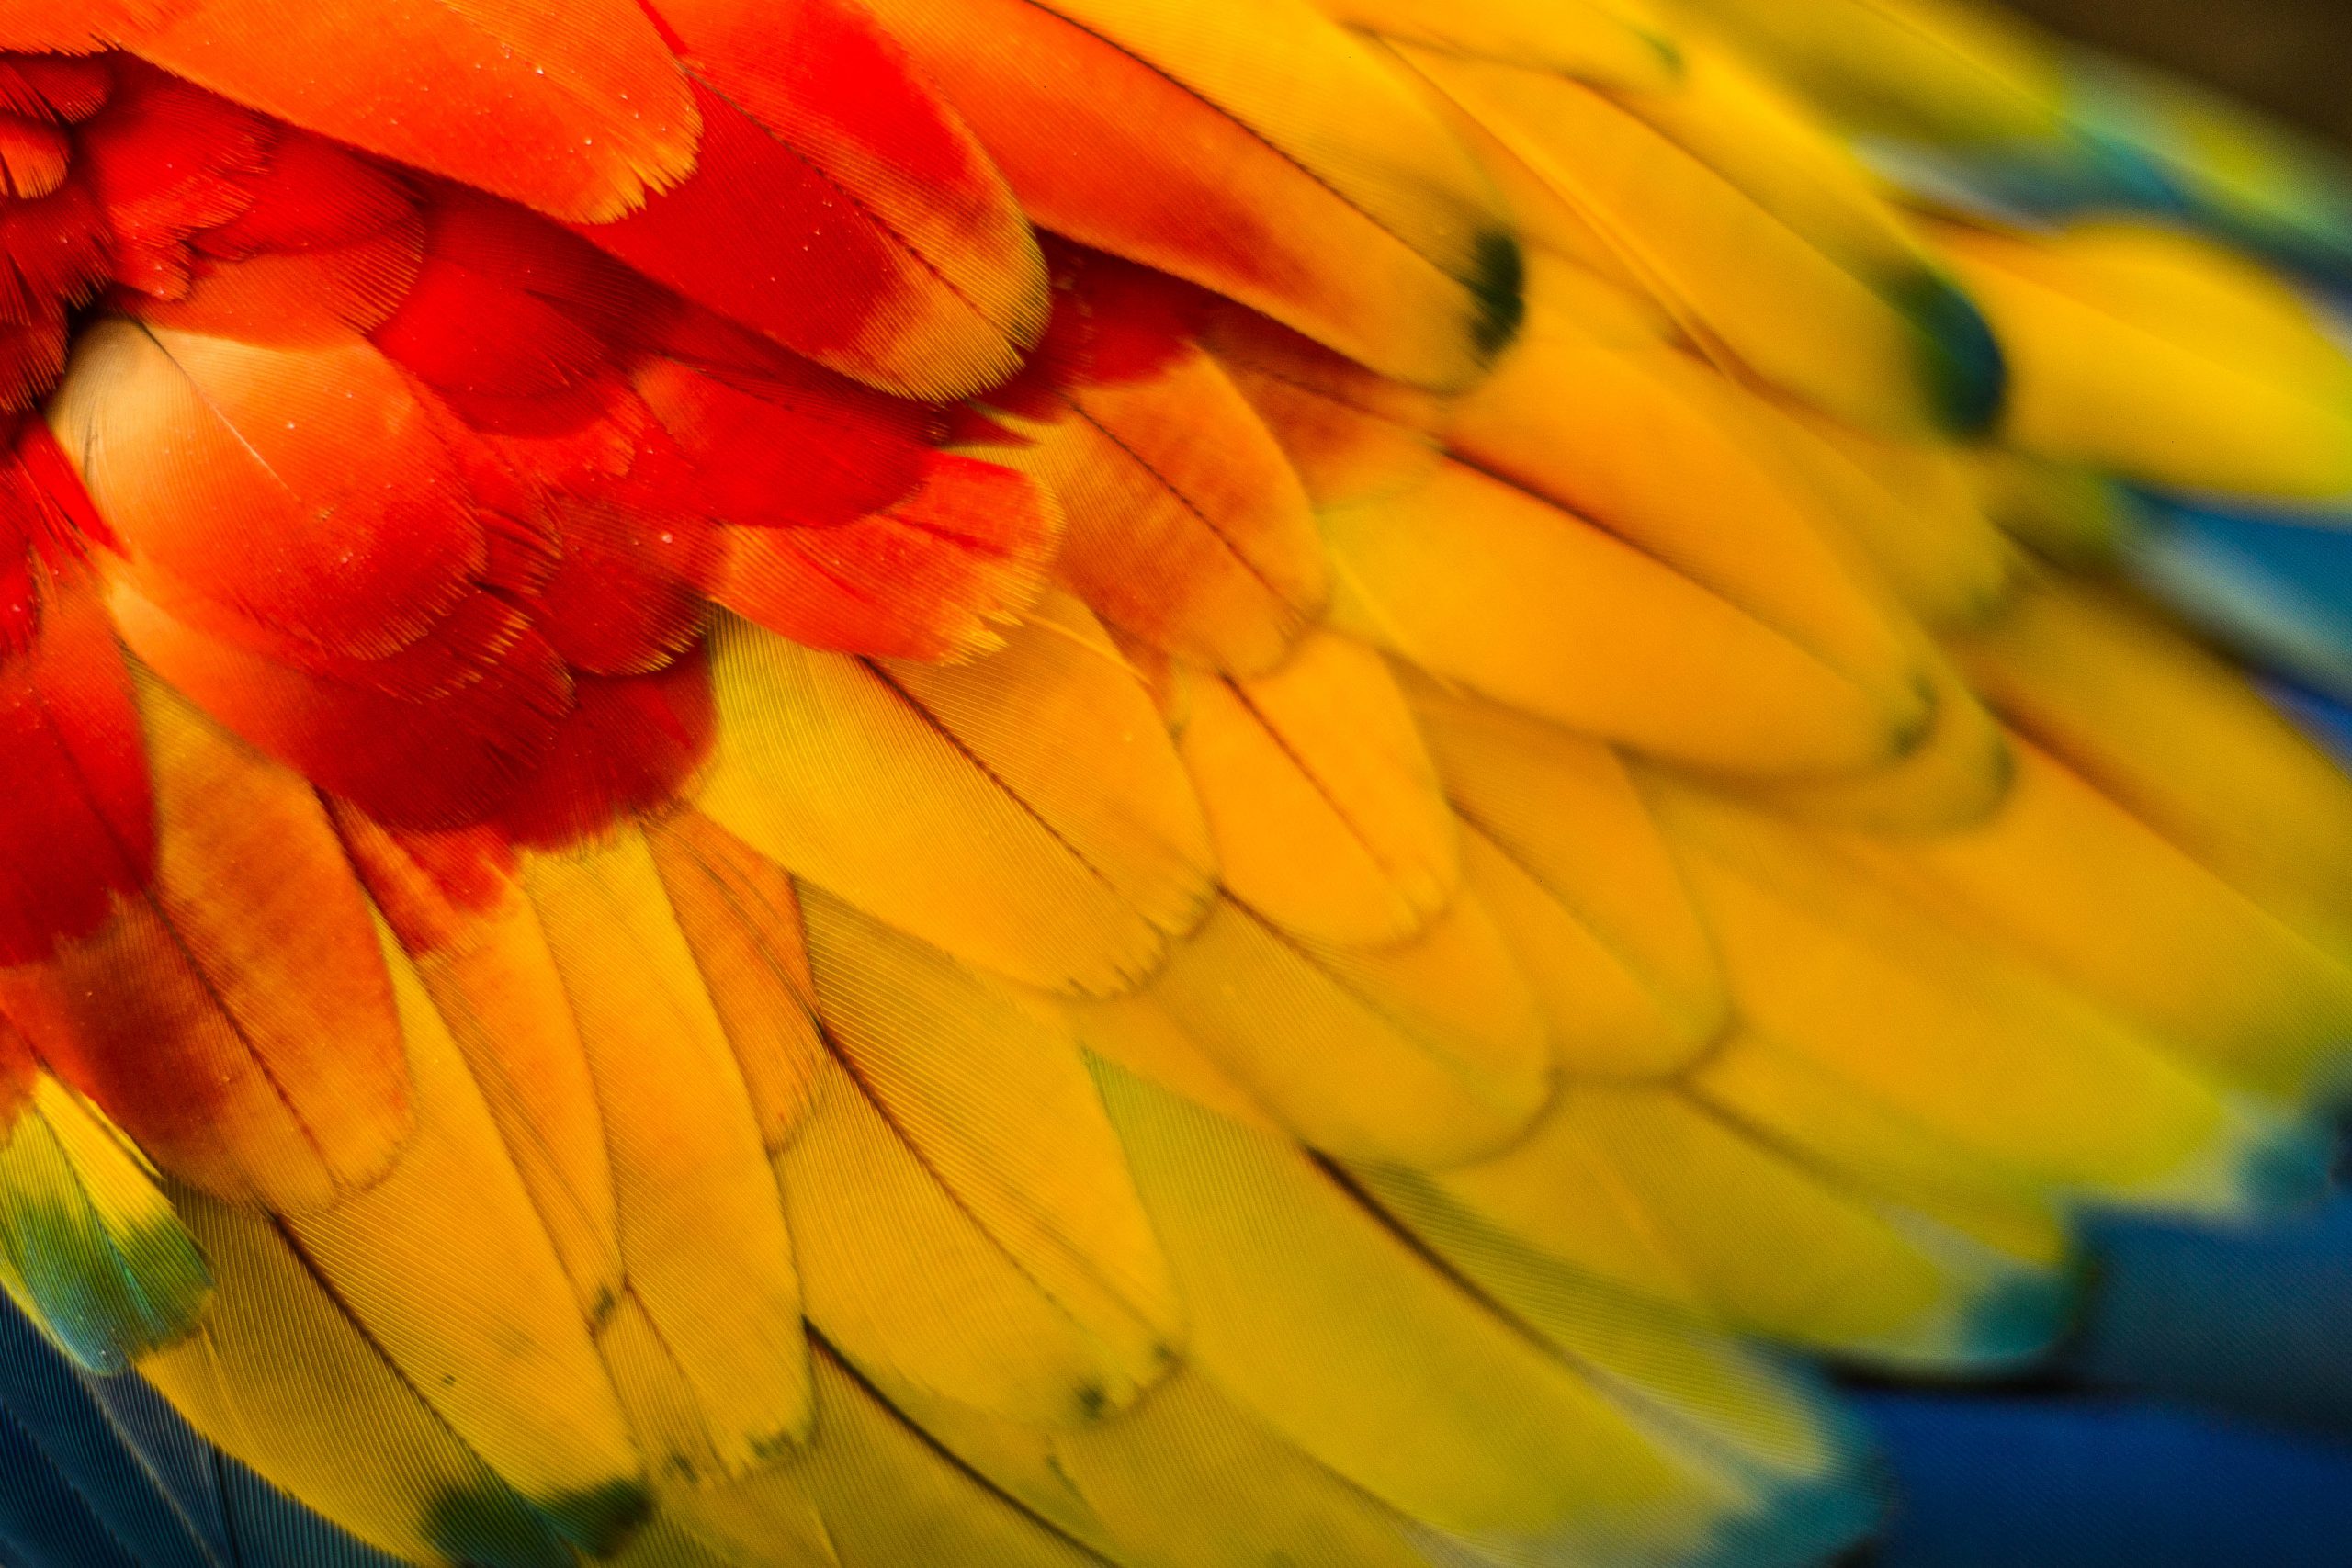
(2005, 0, 2352, 144)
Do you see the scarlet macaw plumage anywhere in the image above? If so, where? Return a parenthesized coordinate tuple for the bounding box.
(3, 0, 2352, 1564)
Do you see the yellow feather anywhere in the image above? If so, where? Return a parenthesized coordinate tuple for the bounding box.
(334, 808, 626, 1321)
(287, 928, 645, 1550)
(1753, 398, 2020, 629)
(881, 592, 1216, 943)
(1174, 629, 1457, 948)
(1396, 42, 1992, 433)
(647, 812, 831, 1157)
(1849, 744, 2352, 1096)
(526, 829, 815, 1475)
(1932, 218, 2352, 499)
(775, 1053, 1168, 1427)
(1732, 652, 2016, 834)
(1149, 897, 1549, 1167)
(1686, 1033, 2074, 1262)
(1419, 1081, 2066, 1367)
(1017, 346, 1328, 676)
(1459, 827, 1717, 1078)
(882, 1363, 1446, 1568)
(1325, 456, 1929, 776)
(1962, 581, 2352, 953)
(1403, 673, 1731, 1067)
(699, 617, 1174, 995)
(798, 890, 1185, 1403)
(1096, 1061, 1854, 1560)
(1657, 782, 2306, 1210)
(1661, 0, 2066, 145)
(1323, 0, 1684, 89)
(142, 1187, 581, 1568)
(664, 1349, 1108, 1568)
(1450, 253, 1931, 716)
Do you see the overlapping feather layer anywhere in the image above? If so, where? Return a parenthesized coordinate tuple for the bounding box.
(0, 2, 2348, 1565)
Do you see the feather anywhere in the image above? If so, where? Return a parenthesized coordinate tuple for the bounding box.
(1010, 325, 1327, 677)
(1096, 1060, 1875, 1563)
(714, 453, 1058, 665)
(676, 1346, 1109, 1568)
(1173, 630, 1456, 949)
(0, 680, 410, 1210)
(0, 558, 153, 965)
(610, 0, 1048, 399)
(698, 616, 1179, 995)
(1758, 401, 2018, 630)
(1391, 40, 2002, 434)
(1844, 744, 2352, 1097)
(1448, 252, 1934, 742)
(776, 1053, 1166, 1432)
(140, 1184, 582, 1568)
(0, 1074, 208, 1377)
(1323, 453, 1932, 777)
(645, 811, 828, 1157)
(1931, 218, 2352, 500)
(278, 928, 646, 1553)
(1961, 580, 2352, 952)
(523, 829, 816, 1476)
(798, 888, 1182, 1417)
(856, 0, 1521, 390)
(1405, 676, 1730, 1074)
(1148, 896, 1548, 1168)
(332, 810, 626, 1321)
(1399, 1077, 2070, 1369)
(1657, 780, 2315, 1213)
(1319, 0, 1683, 89)
(119, 0, 699, 226)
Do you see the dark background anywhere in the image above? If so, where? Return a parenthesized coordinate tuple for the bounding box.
(2002, 0, 2352, 144)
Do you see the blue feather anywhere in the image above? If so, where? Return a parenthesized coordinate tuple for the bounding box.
(2074, 1191, 2352, 1438)
(2120, 491, 2352, 703)
(1858, 1393, 2352, 1568)
(0, 1298, 402, 1568)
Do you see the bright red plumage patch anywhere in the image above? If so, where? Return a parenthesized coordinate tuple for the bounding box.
(324, 807, 518, 957)
(494, 653, 717, 849)
(0, 422, 151, 965)
(0, 1010, 31, 1127)
(0, 54, 111, 124)
(980, 241, 1214, 420)
(0, 580, 152, 964)
(717, 452, 1058, 660)
(74, 63, 269, 299)
(571, 80, 922, 372)
(107, 580, 573, 833)
(5, 39, 1062, 863)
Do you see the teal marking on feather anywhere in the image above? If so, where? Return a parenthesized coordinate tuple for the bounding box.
(0, 1091, 211, 1378)
(2067, 63, 2352, 285)
(1467, 228, 1527, 365)
(2225, 1116, 2336, 1213)
(1358, 1155, 1883, 1536)
(531, 1477, 653, 1559)
(1949, 1268, 2072, 1368)
(0, 1202, 210, 1377)
(1890, 267, 2007, 435)
(421, 1482, 575, 1568)
(1688, 1462, 1889, 1568)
